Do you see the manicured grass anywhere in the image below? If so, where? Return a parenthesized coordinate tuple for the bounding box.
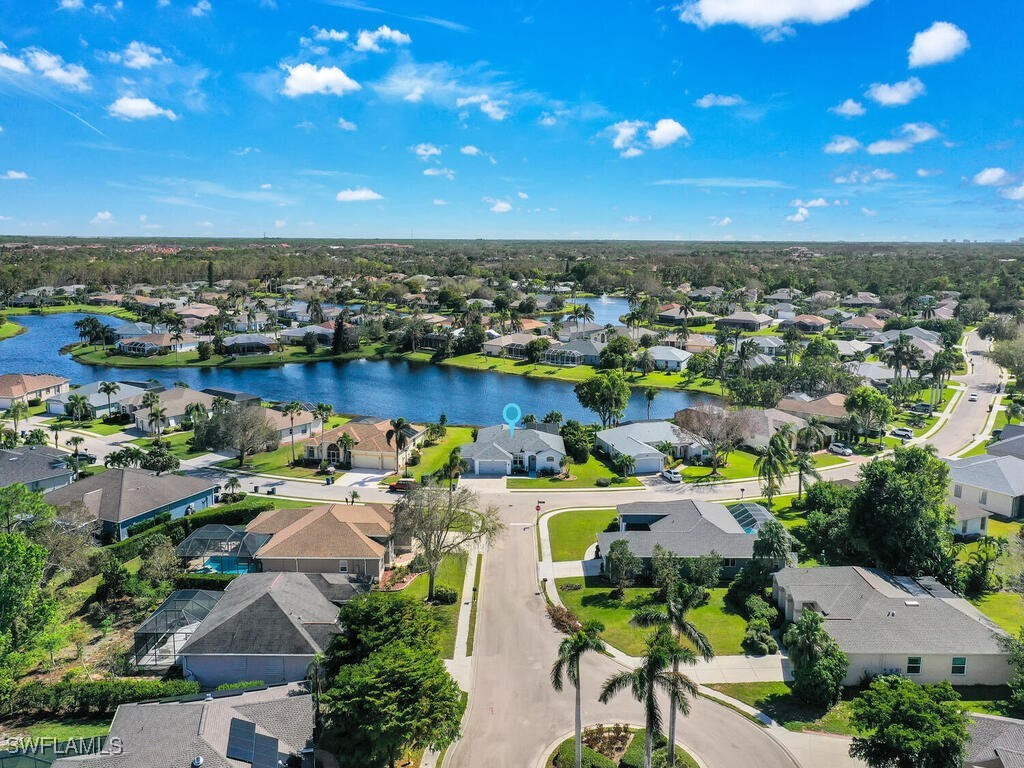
(3, 304, 137, 319)
(0, 320, 25, 341)
(45, 417, 127, 436)
(507, 454, 642, 489)
(546, 730, 699, 768)
(680, 449, 759, 482)
(214, 417, 350, 477)
(556, 580, 746, 656)
(547, 508, 617, 561)
(1, 715, 112, 740)
(130, 430, 209, 459)
(404, 427, 475, 482)
(970, 591, 1024, 634)
(466, 553, 482, 657)
(400, 552, 468, 659)
(707, 682, 857, 736)
(72, 341, 397, 369)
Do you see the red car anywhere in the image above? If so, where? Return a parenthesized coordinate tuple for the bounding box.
(390, 478, 420, 493)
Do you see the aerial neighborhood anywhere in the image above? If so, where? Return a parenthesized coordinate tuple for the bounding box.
(0, 239, 1022, 768)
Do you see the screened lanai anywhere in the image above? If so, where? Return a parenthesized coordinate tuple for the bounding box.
(132, 589, 222, 668)
(174, 523, 271, 574)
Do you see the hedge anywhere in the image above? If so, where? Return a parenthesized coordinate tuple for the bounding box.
(554, 741, 616, 768)
(620, 732, 667, 768)
(6, 679, 200, 717)
(173, 573, 239, 591)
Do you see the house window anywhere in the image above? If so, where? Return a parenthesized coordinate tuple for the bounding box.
(951, 657, 967, 675)
(338, 562, 349, 573)
(953, 484, 962, 499)
(547, 456, 554, 462)
(906, 657, 922, 675)
(979, 490, 988, 505)
(961, 521, 968, 535)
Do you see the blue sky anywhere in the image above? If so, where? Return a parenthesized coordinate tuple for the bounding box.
(1, 0, 1022, 240)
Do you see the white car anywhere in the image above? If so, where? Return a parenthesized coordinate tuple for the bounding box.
(891, 427, 914, 440)
(829, 442, 854, 457)
(661, 467, 682, 483)
(968, 392, 978, 402)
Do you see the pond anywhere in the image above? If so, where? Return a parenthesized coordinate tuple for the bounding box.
(0, 313, 717, 425)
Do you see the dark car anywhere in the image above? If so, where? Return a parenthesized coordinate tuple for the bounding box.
(390, 478, 421, 493)
(75, 452, 98, 465)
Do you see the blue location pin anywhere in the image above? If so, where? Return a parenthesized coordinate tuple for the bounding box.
(503, 402, 522, 436)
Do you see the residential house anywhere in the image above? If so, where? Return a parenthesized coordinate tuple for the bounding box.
(834, 339, 871, 359)
(113, 321, 168, 340)
(644, 345, 693, 371)
(0, 373, 69, 409)
(773, 566, 1011, 686)
(556, 323, 611, 343)
(120, 387, 218, 433)
(461, 423, 566, 476)
(0, 446, 75, 494)
(766, 302, 797, 321)
(222, 333, 280, 355)
(715, 311, 773, 332)
(739, 408, 808, 451)
(808, 290, 839, 306)
(541, 338, 605, 367)
(263, 405, 319, 443)
(989, 425, 1024, 461)
(657, 307, 716, 326)
(46, 468, 217, 540)
(946, 455, 1024, 536)
(52, 683, 315, 768)
(178, 573, 366, 687)
(482, 332, 538, 358)
(676, 333, 716, 354)
(736, 336, 786, 358)
(245, 503, 403, 578)
(764, 288, 804, 303)
(201, 387, 261, 406)
(304, 417, 425, 470)
(965, 713, 1024, 768)
(598, 500, 778, 578)
(839, 315, 885, 336)
(784, 314, 830, 334)
(842, 291, 882, 307)
(777, 392, 848, 427)
(689, 286, 724, 301)
(596, 420, 706, 474)
(115, 333, 209, 357)
(45, 380, 151, 418)
(852, 361, 899, 388)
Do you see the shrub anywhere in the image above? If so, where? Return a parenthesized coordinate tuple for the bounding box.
(7, 679, 200, 717)
(742, 618, 778, 655)
(432, 586, 458, 605)
(595, 477, 611, 488)
(173, 573, 239, 591)
(546, 604, 581, 635)
(407, 449, 421, 467)
(620, 731, 669, 768)
(561, 582, 583, 591)
(554, 741, 616, 768)
(126, 512, 172, 538)
(744, 594, 780, 626)
(215, 680, 265, 691)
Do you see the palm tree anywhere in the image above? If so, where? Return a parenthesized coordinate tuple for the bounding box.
(4, 400, 29, 435)
(791, 450, 821, 499)
(633, 586, 713, 768)
(599, 626, 698, 768)
(67, 393, 90, 424)
(98, 381, 120, 419)
(49, 421, 62, 449)
(148, 406, 167, 439)
(755, 427, 793, 510)
(65, 435, 84, 456)
(224, 476, 241, 495)
(644, 387, 659, 420)
(313, 402, 334, 446)
(283, 400, 304, 465)
(797, 416, 827, 451)
(440, 447, 469, 490)
(385, 417, 410, 474)
(579, 303, 595, 326)
(637, 349, 655, 376)
(170, 330, 184, 363)
(141, 390, 161, 411)
(337, 432, 356, 469)
(551, 621, 607, 768)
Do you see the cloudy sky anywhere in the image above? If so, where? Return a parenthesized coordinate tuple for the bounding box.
(0, 0, 1022, 240)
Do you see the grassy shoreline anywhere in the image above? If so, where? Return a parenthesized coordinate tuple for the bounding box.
(3, 304, 138, 319)
(0, 320, 26, 342)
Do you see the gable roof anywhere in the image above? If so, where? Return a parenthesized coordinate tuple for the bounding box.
(947, 455, 1024, 497)
(0, 373, 68, 398)
(246, 503, 393, 560)
(462, 424, 566, 462)
(597, 420, 695, 459)
(777, 393, 848, 420)
(967, 714, 1024, 768)
(0, 446, 73, 487)
(310, 418, 424, 454)
(46, 468, 217, 524)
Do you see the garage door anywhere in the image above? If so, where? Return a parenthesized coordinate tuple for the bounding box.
(634, 457, 663, 475)
(474, 460, 508, 476)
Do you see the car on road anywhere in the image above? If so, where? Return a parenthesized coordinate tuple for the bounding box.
(829, 441, 854, 456)
(74, 452, 98, 465)
(661, 467, 682, 483)
(891, 427, 914, 440)
(389, 478, 421, 493)
(968, 392, 979, 402)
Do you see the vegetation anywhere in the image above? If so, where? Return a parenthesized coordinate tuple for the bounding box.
(547, 509, 618, 562)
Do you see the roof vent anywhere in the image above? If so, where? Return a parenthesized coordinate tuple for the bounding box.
(204, 693, 213, 701)
(192, 758, 204, 767)
(904, 600, 920, 607)
(886, 610, 896, 617)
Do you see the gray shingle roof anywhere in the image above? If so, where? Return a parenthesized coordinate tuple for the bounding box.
(462, 425, 566, 461)
(46, 468, 217, 524)
(597, 500, 758, 560)
(0, 446, 73, 488)
(968, 714, 1024, 766)
(947, 455, 1024, 497)
(597, 421, 694, 460)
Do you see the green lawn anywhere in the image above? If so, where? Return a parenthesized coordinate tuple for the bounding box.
(45, 417, 127, 436)
(399, 427, 475, 482)
(72, 341, 397, 369)
(0, 320, 25, 341)
(547, 508, 617, 561)
(214, 416, 351, 477)
(556, 580, 746, 656)
(2, 304, 137, 319)
(680, 449, 759, 483)
(507, 454, 642, 489)
(130, 430, 209, 459)
(0, 715, 112, 741)
(400, 552, 468, 659)
(970, 591, 1024, 634)
(707, 682, 857, 736)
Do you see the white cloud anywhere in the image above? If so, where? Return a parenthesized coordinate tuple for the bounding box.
(490, 200, 512, 213)
(260, 183, 272, 190)
(829, 98, 865, 117)
(694, 93, 744, 108)
(833, 168, 895, 184)
(90, 210, 114, 224)
(423, 167, 455, 180)
(335, 187, 382, 202)
(1001, 185, 1024, 201)
(609, 120, 644, 155)
(58, 0, 84, 7)
(118, 41, 170, 69)
(274, 219, 286, 228)
(679, 0, 872, 39)
(824, 135, 860, 154)
(711, 215, 732, 226)
(432, 198, 447, 206)
(455, 93, 507, 120)
(909, 21, 969, 68)
(861, 207, 877, 216)
(866, 77, 925, 107)
(517, 191, 529, 199)
(190, 0, 211, 16)
(647, 118, 690, 149)
(791, 197, 829, 207)
(354, 25, 411, 53)
(620, 147, 644, 158)
(0, 43, 29, 75)
(280, 63, 361, 97)
(538, 112, 558, 127)
(233, 146, 259, 156)
(460, 145, 483, 156)
(786, 206, 810, 222)
(313, 27, 349, 42)
(866, 122, 940, 154)
(973, 167, 1010, 187)
(107, 95, 178, 120)
(916, 168, 943, 178)
(24, 48, 90, 91)
(1, 170, 29, 180)
(197, 220, 213, 227)
(337, 117, 357, 131)
(413, 142, 441, 160)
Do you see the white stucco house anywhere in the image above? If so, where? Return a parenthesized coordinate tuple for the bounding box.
(461, 424, 566, 476)
(945, 454, 1024, 537)
(596, 420, 706, 475)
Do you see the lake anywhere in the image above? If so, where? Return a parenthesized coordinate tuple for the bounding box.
(0, 313, 716, 425)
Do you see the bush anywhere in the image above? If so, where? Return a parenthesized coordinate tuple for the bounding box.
(595, 477, 611, 487)
(620, 731, 668, 768)
(7, 679, 200, 717)
(432, 586, 458, 605)
(561, 582, 583, 591)
(554, 741, 616, 768)
(745, 594, 780, 626)
(173, 573, 239, 591)
(126, 512, 172, 538)
(546, 604, 581, 635)
(742, 618, 778, 655)
(215, 680, 265, 691)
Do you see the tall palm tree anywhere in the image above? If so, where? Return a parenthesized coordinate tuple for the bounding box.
(313, 402, 334, 446)
(755, 427, 793, 510)
(797, 416, 827, 451)
(791, 450, 821, 499)
(49, 421, 62, 449)
(579, 303, 595, 326)
(599, 626, 699, 768)
(385, 417, 410, 473)
(282, 400, 304, 465)
(633, 586, 713, 768)
(148, 406, 168, 439)
(551, 621, 607, 768)
(644, 387, 658, 420)
(170, 330, 184, 363)
(440, 447, 469, 490)
(65, 435, 84, 456)
(637, 349, 655, 377)
(98, 381, 120, 419)
(337, 432, 356, 468)
(141, 390, 161, 411)
(4, 400, 29, 435)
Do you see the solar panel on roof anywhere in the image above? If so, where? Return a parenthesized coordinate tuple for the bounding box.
(251, 734, 280, 768)
(226, 718, 256, 763)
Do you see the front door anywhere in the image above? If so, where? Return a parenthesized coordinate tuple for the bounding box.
(528, 454, 537, 472)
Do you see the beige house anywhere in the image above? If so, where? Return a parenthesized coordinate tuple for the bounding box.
(777, 392, 848, 427)
(304, 417, 425, 470)
(0, 373, 69, 409)
(945, 455, 1024, 537)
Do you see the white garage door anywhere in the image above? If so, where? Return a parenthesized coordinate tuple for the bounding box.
(634, 456, 664, 475)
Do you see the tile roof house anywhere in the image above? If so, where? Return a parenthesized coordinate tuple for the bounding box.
(461, 423, 566, 476)
(774, 566, 1011, 686)
(119, 387, 219, 434)
(946, 455, 1024, 537)
(597, 500, 778, 577)
(263, 405, 319, 443)
(596, 420, 706, 474)
(114, 333, 210, 357)
(481, 332, 541, 359)
(738, 408, 808, 451)
(966, 713, 1024, 768)
(783, 314, 830, 334)
(245, 503, 401, 578)
(0, 373, 69, 409)
(222, 333, 280, 355)
(541, 338, 605, 367)
(0, 446, 75, 494)
(839, 315, 885, 336)
(841, 291, 882, 307)
(777, 392, 848, 426)
(52, 682, 315, 768)
(715, 311, 773, 332)
(46, 468, 217, 540)
(304, 417, 425, 470)
(179, 573, 364, 687)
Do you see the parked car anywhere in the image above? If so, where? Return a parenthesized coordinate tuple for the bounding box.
(891, 427, 914, 440)
(968, 392, 979, 402)
(390, 478, 421, 493)
(910, 403, 933, 414)
(75, 452, 98, 465)
(829, 442, 853, 456)
(661, 467, 682, 483)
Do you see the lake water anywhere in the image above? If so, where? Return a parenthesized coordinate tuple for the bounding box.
(567, 295, 628, 326)
(0, 313, 715, 425)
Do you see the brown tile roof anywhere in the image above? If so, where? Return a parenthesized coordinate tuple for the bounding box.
(777, 393, 848, 420)
(247, 503, 394, 560)
(263, 407, 316, 431)
(309, 418, 423, 454)
(0, 373, 68, 398)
